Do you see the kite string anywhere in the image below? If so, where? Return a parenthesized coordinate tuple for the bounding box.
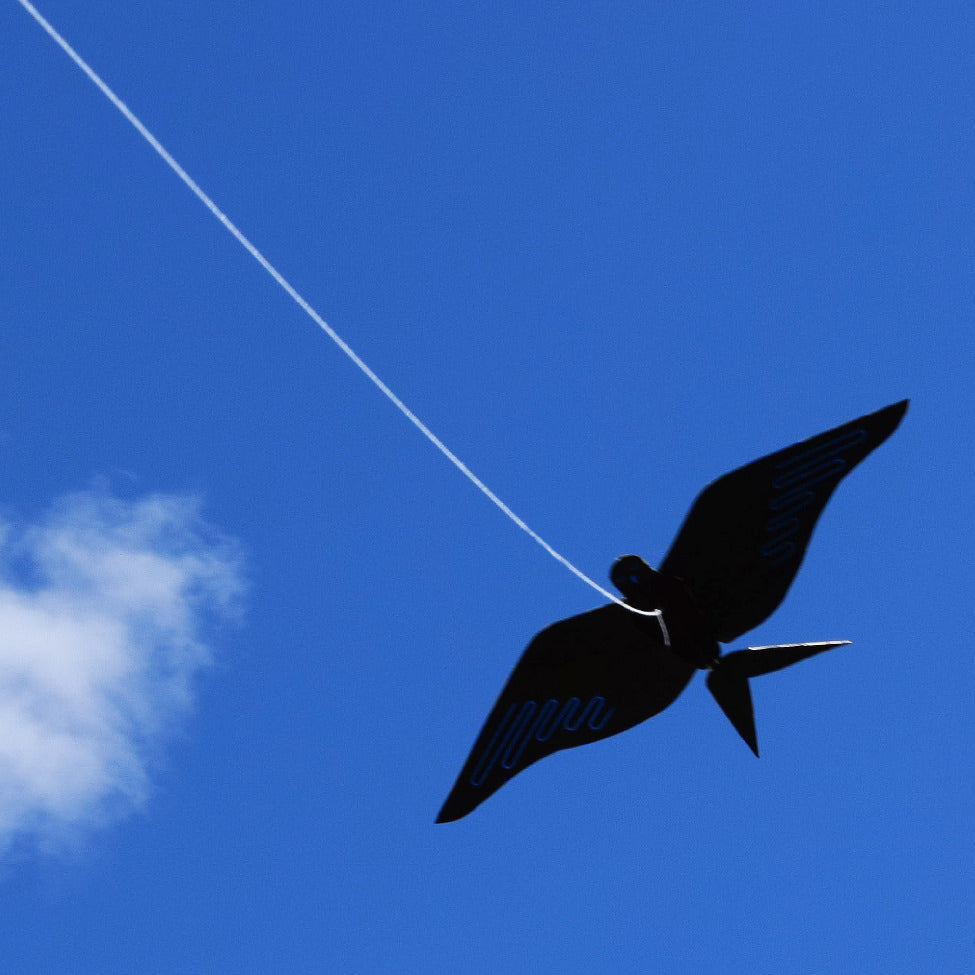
(15, 0, 668, 631)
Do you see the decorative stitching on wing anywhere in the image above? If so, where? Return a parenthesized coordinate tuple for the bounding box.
(469, 696, 615, 787)
(761, 428, 867, 565)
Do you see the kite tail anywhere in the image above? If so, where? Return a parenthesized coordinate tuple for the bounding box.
(705, 641, 851, 756)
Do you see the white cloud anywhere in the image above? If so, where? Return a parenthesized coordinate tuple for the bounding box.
(0, 486, 245, 854)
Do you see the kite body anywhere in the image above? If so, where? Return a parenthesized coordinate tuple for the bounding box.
(437, 400, 908, 823)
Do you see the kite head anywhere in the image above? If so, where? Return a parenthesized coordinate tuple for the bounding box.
(610, 555, 658, 600)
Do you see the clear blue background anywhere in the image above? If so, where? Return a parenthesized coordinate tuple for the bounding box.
(2, 1, 972, 971)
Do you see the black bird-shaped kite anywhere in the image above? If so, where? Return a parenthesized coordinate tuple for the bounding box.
(437, 400, 908, 823)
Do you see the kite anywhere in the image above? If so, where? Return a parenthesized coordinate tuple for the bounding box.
(10, 1, 909, 828)
(436, 400, 908, 823)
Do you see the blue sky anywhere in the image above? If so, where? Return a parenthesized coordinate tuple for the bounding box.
(2, 1, 973, 971)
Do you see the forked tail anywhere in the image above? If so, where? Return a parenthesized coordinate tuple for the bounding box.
(705, 641, 850, 756)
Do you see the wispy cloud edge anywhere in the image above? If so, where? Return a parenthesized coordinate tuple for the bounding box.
(0, 485, 245, 855)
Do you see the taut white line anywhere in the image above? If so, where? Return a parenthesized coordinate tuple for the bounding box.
(14, 0, 666, 627)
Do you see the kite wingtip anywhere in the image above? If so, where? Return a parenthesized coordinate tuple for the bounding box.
(887, 399, 910, 421)
(434, 801, 463, 824)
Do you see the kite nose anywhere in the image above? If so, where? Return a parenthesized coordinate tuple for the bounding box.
(610, 555, 653, 597)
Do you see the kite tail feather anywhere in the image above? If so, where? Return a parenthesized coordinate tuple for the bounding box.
(706, 640, 851, 755)
(706, 666, 759, 756)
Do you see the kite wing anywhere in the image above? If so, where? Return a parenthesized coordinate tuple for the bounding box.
(659, 400, 908, 644)
(436, 604, 691, 823)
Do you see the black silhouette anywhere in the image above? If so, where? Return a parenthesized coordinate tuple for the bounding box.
(436, 400, 908, 823)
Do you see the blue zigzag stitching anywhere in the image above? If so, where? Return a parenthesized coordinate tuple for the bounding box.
(470, 696, 615, 787)
(760, 427, 868, 565)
